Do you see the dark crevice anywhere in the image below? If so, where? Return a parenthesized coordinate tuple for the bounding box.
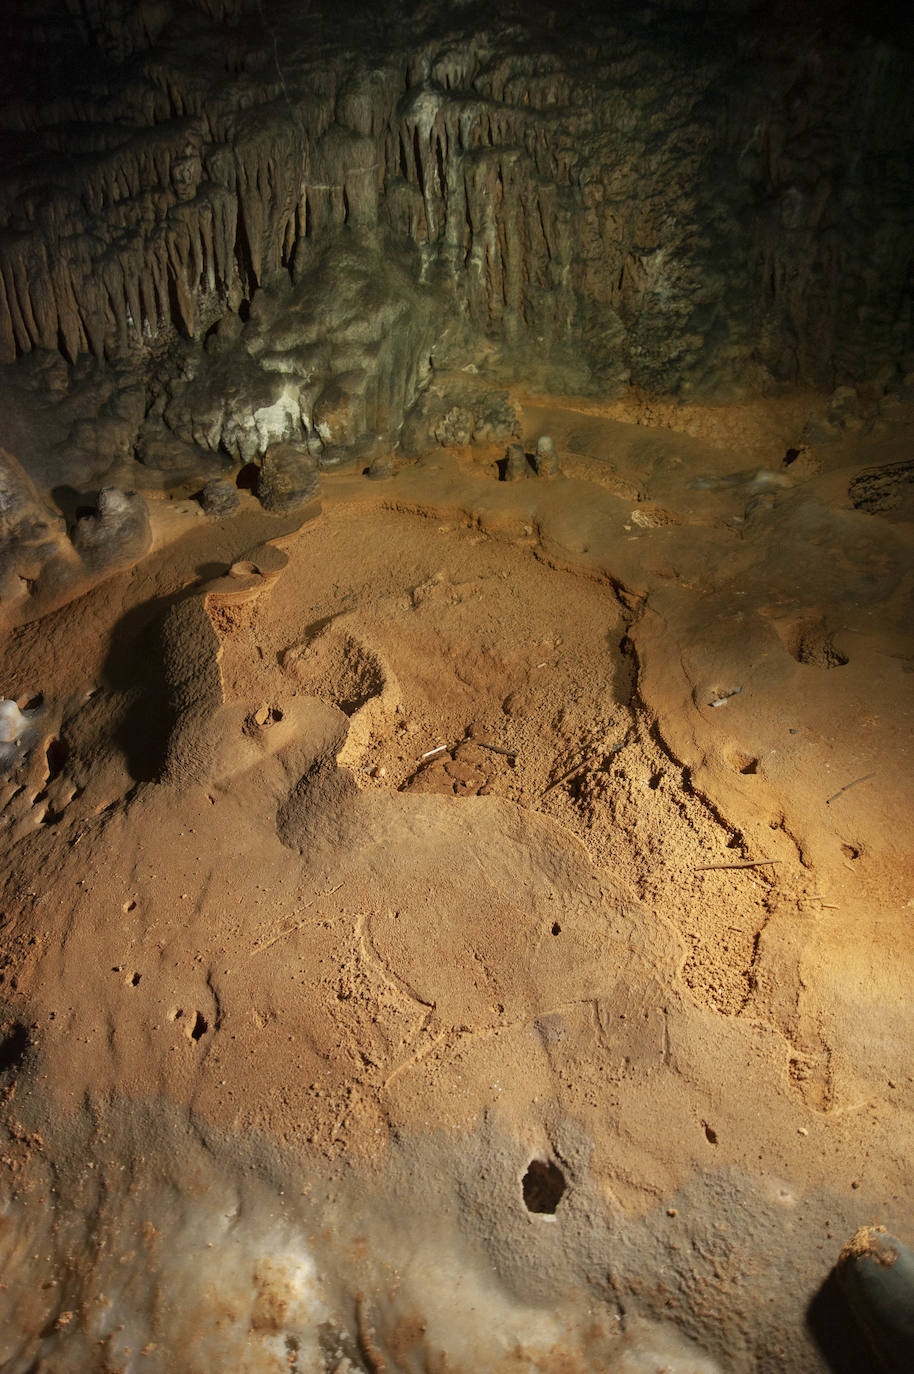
(0, 1021, 29, 1073)
(522, 1158, 566, 1213)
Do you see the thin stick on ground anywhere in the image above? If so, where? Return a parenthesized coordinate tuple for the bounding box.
(474, 740, 517, 759)
(542, 755, 587, 794)
(825, 772, 875, 806)
(693, 859, 783, 871)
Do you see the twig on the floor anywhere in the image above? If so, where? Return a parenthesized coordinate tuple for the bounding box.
(542, 756, 586, 793)
(825, 772, 874, 806)
(693, 859, 782, 871)
(475, 740, 517, 759)
(419, 744, 448, 759)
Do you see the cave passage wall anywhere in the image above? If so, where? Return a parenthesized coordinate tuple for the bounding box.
(0, 0, 913, 412)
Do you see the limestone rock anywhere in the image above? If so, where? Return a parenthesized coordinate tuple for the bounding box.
(0, 447, 70, 604)
(827, 386, 864, 432)
(801, 419, 838, 447)
(433, 407, 474, 446)
(152, 236, 440, 469)
(313, 379, 365, 450)
(199, 479, 240, 517)
(503, 442, 529, 482)
(838, 1226, 914, 1373)
(72, 487, 151, 571)
(534, 435, 559, 478)
(256, 444, 320, 513)
(0, 450, 49, 543)
(403, 372, 522, 458)
(366, 456, 394, 481)
(472, 395, 521, 446)
(135, 418, 230, 478)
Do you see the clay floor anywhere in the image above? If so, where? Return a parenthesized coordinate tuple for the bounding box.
(0, 390, 912, 1371)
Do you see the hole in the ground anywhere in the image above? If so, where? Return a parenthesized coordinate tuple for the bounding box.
(249, 703, 285, 729)
(703, 1122, 718, 1144)
(21, 693, 43, 712)
(129, 972, 141, 987)
(236, 462, 259, 491)
(123, 899, 136, 913)
(648, 771, 662, 790)
(783, 448, 801, 466)
(841, 844, 860, 861)
(789, 620, 849, 668)
(0, 1021, 29, 1073)
(190, 1011, 208, 1041)
(729, 751, 759, 775)
(551, 921, 561, 935)
(522, 1158, 566, 1214)
(45, 738, 69, 779)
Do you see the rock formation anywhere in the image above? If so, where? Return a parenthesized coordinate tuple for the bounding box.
(71, 485, 152, 571)
(1, 0, 911, 435)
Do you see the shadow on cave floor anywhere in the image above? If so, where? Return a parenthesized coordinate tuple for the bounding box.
(808, 1268, 879, 1373)
(99, 590, 187, 784)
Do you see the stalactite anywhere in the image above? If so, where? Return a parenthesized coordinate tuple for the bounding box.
(0, 267, 16, 362)
(0, 11, 909, 399)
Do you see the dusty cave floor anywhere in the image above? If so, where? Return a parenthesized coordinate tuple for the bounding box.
(0, 394, 912, 1371)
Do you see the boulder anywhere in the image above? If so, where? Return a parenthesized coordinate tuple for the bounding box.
(256, 444, 320, 513)
(199, 479, 240, 517)
(72, 487, 151, 571)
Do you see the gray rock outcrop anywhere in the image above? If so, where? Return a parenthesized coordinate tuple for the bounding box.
(256, 444, 320, 513)
(71, 487, 152, 571)
(0, 447, 71, 605)
(199, 479, 240, 517)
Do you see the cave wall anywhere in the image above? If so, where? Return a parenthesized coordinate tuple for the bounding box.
(0, 0, 912, 406)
